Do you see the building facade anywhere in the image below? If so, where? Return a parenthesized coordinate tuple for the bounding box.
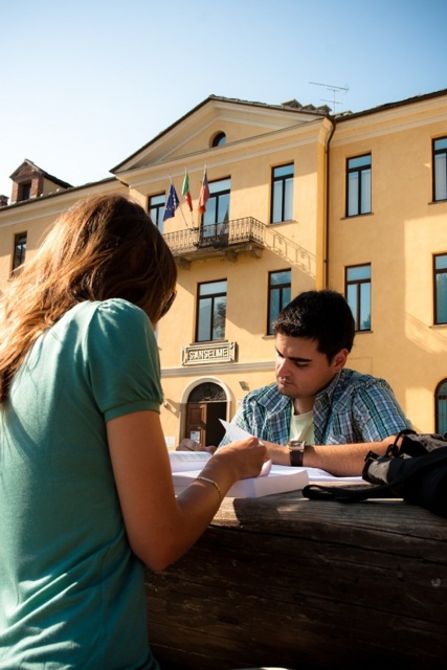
(1, 91, 446, 445)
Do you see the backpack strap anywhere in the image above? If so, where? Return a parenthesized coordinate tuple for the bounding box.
(302, 482, 399, 503)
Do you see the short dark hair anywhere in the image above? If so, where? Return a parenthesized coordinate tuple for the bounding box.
(273, 290, 355, 360)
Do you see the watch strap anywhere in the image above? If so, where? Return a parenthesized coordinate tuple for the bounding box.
(288, 440, 306, 467)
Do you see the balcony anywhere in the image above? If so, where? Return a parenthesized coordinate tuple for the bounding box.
(163, 217, 266, 265)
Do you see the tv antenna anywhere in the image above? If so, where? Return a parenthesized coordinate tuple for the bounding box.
(309, 81, 349, 113)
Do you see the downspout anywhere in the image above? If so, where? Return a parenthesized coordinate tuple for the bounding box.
(324, 116, 336, 288)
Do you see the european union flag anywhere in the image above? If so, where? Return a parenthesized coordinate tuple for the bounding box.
(163, 183, 180, 221)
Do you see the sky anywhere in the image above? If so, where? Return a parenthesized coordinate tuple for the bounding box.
(1, 0, 446, 198)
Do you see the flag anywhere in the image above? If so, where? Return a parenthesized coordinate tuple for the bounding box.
(163, 183, 180, 221)
(198, 170, 209, 214)
(182, 172, 193, 212)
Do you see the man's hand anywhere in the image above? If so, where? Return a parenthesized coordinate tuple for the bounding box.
(176, 438, 217, 454)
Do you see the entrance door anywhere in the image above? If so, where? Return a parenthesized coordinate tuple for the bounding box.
(184, 403, 207, 446)
(184, 383, 227, 448)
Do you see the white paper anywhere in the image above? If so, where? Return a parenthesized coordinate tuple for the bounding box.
(168, 451, 211, 472)
(219, 419, 253, 441)
(172, 464, 309, 499)
(305, 467, 364, 483)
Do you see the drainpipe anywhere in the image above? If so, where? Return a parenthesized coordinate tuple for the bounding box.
(324, 116, 336, 288)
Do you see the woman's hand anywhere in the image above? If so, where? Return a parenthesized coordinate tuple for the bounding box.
(203, 437, 267, 482)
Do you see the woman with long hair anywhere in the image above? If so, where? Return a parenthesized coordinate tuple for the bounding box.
(0, 194, 265, 669)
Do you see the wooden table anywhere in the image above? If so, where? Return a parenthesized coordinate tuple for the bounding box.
(145, 491, 447, 670)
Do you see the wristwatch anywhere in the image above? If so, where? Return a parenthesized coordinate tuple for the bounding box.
(287, 440, 306, 467)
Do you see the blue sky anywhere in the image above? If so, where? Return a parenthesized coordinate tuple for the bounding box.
(1, 0, 446, 197)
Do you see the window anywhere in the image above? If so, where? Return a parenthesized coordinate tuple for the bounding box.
(433, 137, 447, 202)
(202, 178, 231, 228)
(201, 178, 231, 244)
(271, 163, 294, 223)
(435, 380, 447, 433)
(12, 232, 27, 271)
(345, 264, 371, 331)
(346, 154, 371, 217)
(196, 280, 227, 342)
(267, 269, 291, 335)
(434, 254, 447, 324)
(149, 193, 165, 231)
(211, 132, 226, 147)
(18, 182, 31, 202)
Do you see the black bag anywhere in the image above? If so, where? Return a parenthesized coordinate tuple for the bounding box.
(302, 430, 447, 517)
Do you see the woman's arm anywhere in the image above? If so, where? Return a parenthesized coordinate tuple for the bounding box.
(107, 410, 265, 572)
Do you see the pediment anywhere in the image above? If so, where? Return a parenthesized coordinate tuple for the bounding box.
(111, 95, 326, 175)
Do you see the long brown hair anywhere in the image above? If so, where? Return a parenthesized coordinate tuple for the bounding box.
(0, 194, 177, 402)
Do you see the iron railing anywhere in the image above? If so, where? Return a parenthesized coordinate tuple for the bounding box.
(163, 217, 266, 255)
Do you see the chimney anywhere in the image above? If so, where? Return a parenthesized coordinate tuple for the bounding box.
(0, 194, 9, 207)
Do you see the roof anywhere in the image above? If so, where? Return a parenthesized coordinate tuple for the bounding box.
(0, 177, 117, 211)
(9, 159, 73, 189)
(335, 86, 447, 122)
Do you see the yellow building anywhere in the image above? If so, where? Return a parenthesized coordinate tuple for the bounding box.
(1, 91, 446, 445)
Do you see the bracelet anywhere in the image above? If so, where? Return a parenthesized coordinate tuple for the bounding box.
(196, 475, 223, 504)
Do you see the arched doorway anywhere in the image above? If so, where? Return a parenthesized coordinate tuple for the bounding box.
(184, 382, 227, 448)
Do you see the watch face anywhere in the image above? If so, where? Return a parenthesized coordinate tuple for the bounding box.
(288, 440, 305, 451)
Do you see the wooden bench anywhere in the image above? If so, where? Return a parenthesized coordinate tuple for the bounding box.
(145, 491, 447, 669)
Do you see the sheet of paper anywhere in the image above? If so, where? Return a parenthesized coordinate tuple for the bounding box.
(169, 451, 211, 472)
(305, 467, 364, 483)
(172, 465, 308, 498)
(219, 419, 253, 441)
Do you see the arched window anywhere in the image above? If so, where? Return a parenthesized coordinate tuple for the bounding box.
(188, 382, 226, 402)
(435, 379, 447, 433)
(211, 131, 226, 147)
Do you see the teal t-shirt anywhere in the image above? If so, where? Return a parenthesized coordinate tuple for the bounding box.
(0, 299, 163, 669)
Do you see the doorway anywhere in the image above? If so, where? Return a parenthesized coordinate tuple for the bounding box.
(184, 382, 227, 448)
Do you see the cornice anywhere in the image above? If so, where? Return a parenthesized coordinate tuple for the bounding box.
(0, 179, 124, 228)
(161, 360, 274, 378)
(333, 97, 447, 146)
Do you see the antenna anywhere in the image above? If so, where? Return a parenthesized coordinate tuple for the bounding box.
(309, 81, 349, 113)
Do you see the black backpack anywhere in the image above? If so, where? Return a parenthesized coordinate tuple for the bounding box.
(302, 430, 447, 518)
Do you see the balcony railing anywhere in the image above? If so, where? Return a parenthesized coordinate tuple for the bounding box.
(163, 217, 266, 261)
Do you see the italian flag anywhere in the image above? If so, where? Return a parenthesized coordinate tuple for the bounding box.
(182, 172, 193, 212)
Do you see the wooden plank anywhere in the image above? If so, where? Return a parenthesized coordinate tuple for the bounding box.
(145, 492, 447, 669)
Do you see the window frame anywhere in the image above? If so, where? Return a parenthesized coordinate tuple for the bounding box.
(432, 136, 447, 202)
(201, 177, 231, 227)
(148, 193, 166, 231)
(435, 379, 447, 434)
(345, 263, 372, 332)
(267, 268, 291, 335)
(18, 181, 32, 202)
(345, 153, 372, 217)
(195, 279, 228, 343)
(211, 131, 226, 147)
(11, 231, 27, 272)
(270, 162, 294, 224)
(433, 253, 447, 325)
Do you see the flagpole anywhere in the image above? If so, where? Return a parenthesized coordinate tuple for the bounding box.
(198, 165, 208, 227)
(178, 201, 190, 228)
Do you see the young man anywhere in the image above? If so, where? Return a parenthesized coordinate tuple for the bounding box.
(220, 290, 411, 476)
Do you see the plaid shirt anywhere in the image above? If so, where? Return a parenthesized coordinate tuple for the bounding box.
(220, 368, 411, 447)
